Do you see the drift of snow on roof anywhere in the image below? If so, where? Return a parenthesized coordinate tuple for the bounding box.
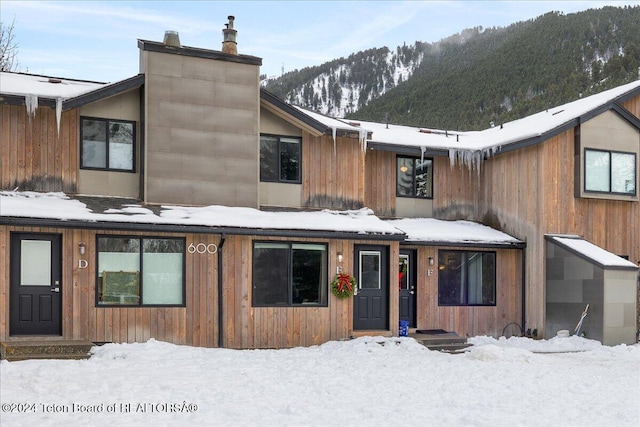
(549, 235, 638, 269)
(350, 79, 640, 154)
(0, 72, 107, 99)
(0, 191, 404, 236)
(388, 218, 522, 246)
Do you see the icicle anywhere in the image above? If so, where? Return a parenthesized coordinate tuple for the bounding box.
(332, 126, 337, 154)
(55, 97, 63, 135)
(420, 146, 426, 164)
(359, 128, 368, 152)
(25, 94, 38, 121)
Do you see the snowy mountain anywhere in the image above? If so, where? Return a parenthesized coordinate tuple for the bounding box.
(261, 43, 427, 118)
(262, 6, 640, 130)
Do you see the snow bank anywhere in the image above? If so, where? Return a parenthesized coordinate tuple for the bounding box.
(2, 336, 639, 426)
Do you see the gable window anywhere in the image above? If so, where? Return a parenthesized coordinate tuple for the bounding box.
(96, 236, 184, 306)
(438, 250, 496, 306)
(260, 134, 301, 183)
(397, 156, 433, 198)
(252, 242, 327, 306)
(585, 149, 636, 195)
(81, 117, 135, 172)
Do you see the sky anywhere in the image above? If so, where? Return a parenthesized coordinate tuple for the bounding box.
(1, 1, 640, 83)
(1, 336, 639, 426)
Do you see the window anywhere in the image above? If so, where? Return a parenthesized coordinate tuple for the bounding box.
(397, 156, 433, 198)
(260, 134, 301, 183)
(438, 250, 495, 306)
(585, 149, 636, 195)
(81, 117, 135, 171)
(252, 242, 327, 306)
(96, 236, 184, 306)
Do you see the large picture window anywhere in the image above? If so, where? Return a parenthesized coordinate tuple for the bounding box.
(252, 242, 327, 306)
(585, 149, 636, 195)
(397, 156, 433, 198)
(81, 117, 135, 172)
(438, 250, 495, 306)
(96, 236, 184, 306)
(260, 134, 301, 183)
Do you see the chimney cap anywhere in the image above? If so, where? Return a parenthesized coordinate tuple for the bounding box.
(163, 30, 181, 47)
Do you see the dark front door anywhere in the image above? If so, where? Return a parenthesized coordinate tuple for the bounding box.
(353, 245, 389, 330)
(10, 233, 62, 335)
(399, 250, 416, 327)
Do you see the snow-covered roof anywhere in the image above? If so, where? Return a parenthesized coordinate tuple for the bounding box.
(0, 191, 404, 238)
(293, 105, 368, 143)
(349, 79, 640, 155)
(0, 71, 107, 99)
(388, 218, 523, 247)
(547, 235, 638, 269)
(0, 192, 526, 246)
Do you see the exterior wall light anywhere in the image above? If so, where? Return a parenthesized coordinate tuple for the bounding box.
(428, 256, 434, 266)
(79, 242, 86, 255)
(337, 252, 343, 263)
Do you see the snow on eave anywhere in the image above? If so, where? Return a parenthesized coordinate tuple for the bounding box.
(0, 71, 107, 100)
(546, 235, 639, 269)
(388, 218, 524, 247)
(345, 80, 640, 171)
(0, 191, 404, 238)
(292, 105, 368, 149)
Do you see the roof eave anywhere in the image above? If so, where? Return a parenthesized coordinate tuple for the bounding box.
(62, 74, 145, 111)
(401, 239, 526, 249)
(366, 141, 450, 157)
(260, 88, 328, 136)
(0, 216, 405, 241)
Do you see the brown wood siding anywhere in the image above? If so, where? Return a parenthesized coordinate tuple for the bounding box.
(2, 226, 401, 349)
(364, 149, 396, 217)
(408, 245, 522, 338)
(222, 235, 400, 349)
(434, 94, 640, 335)
(302, 132, 365, 209)
(1, 105, 79, 192)
(0, 226, 220, 347)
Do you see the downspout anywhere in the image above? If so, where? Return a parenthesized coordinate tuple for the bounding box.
(521, 246, 527, 336)
(217, 234, 227, 348)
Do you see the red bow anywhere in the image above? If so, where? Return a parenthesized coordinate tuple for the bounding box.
(336, 274, 353, 293)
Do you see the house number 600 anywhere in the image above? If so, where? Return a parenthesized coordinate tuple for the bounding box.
(188, 243, 218, 254)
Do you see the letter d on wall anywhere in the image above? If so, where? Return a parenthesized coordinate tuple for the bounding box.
(78, 259, 88, 269)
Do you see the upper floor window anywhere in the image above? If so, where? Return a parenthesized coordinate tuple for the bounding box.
(397, 156, 433, 198)
(438, 250, 496, 306)
(585, 149, 636, 196)
(252, 242, 327, 307)
(96, 236, 185, 306)
(260, 134, 301, 183)
(81, 117, 135, 172)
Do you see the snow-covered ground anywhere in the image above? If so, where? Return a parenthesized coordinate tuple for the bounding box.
(1, 336, 639, 426)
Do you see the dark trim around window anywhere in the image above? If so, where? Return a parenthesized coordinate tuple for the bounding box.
(437, 250, 496, 307)
(260, 133, 302, 184)
(584, 148, 637, 196)
(95, 235, 186, 307)
(396, 155, 434, 199)
(252, 241, 328, 307)
(81, 116, 136, 173)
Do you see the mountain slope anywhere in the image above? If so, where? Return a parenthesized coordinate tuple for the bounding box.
(263, 6, 640, 131)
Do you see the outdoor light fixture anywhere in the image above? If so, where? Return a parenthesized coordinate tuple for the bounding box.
(337, 252, 343, 263)
(400, 165, 408, 173)
(428, 256, 434, 266)
(78, 242, 86, 255)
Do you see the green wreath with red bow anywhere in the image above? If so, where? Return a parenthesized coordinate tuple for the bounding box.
(331, 273, 357, 299)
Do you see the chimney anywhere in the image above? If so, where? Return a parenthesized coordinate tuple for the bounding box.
(163, 30, 181, 47)
(222, 15, 237, 55)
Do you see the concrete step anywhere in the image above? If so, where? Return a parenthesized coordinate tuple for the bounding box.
(408, 332, 471, 353)
(0, 340, 94, 361)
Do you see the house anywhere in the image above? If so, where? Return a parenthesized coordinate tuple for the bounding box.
(1, 17, 637, 350)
